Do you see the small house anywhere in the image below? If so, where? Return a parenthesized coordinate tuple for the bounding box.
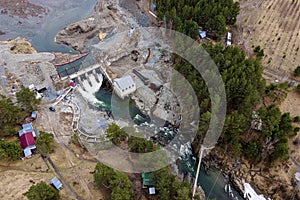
(142, 172, 155, 188)
(19, 132, 36, 158)
(51, 177, 63, 190)
(113, 75, 136, 99)
(20, 132, 36, 149)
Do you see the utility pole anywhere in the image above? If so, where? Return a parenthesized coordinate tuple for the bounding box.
(192, 145, 204, 198)
(192, 145, 214, 199)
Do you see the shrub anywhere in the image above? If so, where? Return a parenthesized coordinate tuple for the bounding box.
(296, 84, 300, 93)
(294, 66, 300, 76)
(294, 116, 300, 122)
(23, 181, 59, 200)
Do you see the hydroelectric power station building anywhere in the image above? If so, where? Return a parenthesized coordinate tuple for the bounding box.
(113, 75, 136, 99)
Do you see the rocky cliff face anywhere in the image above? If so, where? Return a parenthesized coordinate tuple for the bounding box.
(206, 148, 300, 200)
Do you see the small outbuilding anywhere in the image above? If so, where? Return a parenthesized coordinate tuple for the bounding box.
(149, 187, 156, 195)
(51, 177, 63, 190)
(31, 111, 37, 120)
(142, 172, 155, 188)
(23, 145, 37, 158)
(199, 31, 207, 39)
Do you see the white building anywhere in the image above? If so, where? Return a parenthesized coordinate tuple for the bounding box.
(113, 75, 136, 99)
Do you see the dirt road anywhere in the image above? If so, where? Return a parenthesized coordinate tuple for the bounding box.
(35, 97, 101, 200)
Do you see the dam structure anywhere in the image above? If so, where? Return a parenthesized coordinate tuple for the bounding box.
(57, 52, 136, 100)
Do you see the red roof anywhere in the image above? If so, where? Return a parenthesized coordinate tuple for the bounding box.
(70, 81, 76, 87)
(20, 132, 35, 149)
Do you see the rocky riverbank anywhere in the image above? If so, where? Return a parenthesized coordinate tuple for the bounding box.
(55, 0, 155, 53)
(203, 147, 300, 199)
(0, 0, 48, 19)
(0, 37, 59, 97)
(55, 0, 129, 52)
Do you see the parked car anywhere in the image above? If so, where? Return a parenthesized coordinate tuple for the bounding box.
(227, 32, 232, 46)
(49, 106, 56, 112)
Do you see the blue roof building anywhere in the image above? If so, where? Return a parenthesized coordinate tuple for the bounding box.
(31, 111, 37, 119)
(22, 123, 33, 132)
(51, 177, 63, 190)
(21, 123, 36, 137)
(199, 31, 207, 39)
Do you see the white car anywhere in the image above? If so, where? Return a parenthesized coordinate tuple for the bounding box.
(227, 32, 232, 46)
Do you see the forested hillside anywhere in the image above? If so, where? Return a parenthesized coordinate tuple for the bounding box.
(176, 42, 297, 162)
(154, 0, 239, 38)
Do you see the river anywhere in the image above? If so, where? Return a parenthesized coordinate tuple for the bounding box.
(95, 89, 244, 200)
(0, 1, 244, 199)
(0, 0, 98, 53)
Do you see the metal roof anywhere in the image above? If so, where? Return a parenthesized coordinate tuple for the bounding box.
(22, 123, 33, 131)
(51, 177, 63, 190)
(149, 187, 156, 195)
(18, 129, 26, 137)
(114, 75, 135, 91)
(31, 111, 37, 119)
(22, 123, 36, 137)
(142, 172, 155, 186)
(20, 132, 35, 149)
(199, 31, 207, 38)
(23, 148, 32, 158)
(23, 145, 36, 157)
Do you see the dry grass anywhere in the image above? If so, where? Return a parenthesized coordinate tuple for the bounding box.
(236, 0, 300, 73)
(280, 90, 300, 164)
(0, 155, 72, 200)
(0, 141, 104, 200)
(280, 90, 300, 118)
